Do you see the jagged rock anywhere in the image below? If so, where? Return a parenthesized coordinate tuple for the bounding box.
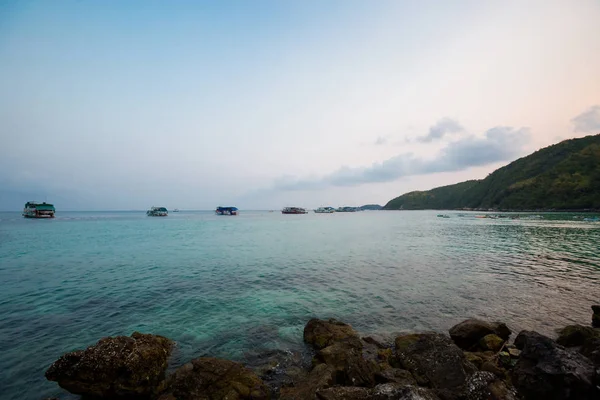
(363, 336, 391, 349)
(592, 305, 600, 328)
(280, 363, 334, 400)
(316, 383, 440, 399)
(465, 371, 518, 400)
(479, 334, 505, 352)
(304, 319, 362, 350)
(375, 368, 417, 385)
(512, 330, 599, 400)
(556, 324, 600, 347)
(158, 357, 269, 400)
(449, 319, 511, 350)
(315, 341, 380, 387)
(394, 333, 477, 400)
(45, 332, 173, 399)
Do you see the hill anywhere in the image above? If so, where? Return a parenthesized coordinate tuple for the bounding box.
(359, 204, 383, 210)
(384, 134, 600, 211)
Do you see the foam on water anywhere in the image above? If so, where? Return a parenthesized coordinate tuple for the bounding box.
(0, 210, 598, 399)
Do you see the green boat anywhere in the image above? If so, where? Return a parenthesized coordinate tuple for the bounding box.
(23, 202, 55, 218)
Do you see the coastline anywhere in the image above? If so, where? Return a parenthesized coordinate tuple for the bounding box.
(44, 307, 600, 400)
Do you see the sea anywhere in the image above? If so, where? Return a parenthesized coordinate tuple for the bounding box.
(0, 210, 599, 400)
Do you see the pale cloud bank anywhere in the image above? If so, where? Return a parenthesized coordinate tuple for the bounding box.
(572, 106, 600, 132)
(274, 126, 530, 191)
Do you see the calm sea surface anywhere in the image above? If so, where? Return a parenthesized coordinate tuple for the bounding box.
(0, 210, 599, 399)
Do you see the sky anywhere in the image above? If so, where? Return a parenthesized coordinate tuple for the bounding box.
(1, 0, 599, 210)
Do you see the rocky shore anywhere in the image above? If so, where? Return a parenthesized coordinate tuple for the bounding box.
(45, 306, 600, 399)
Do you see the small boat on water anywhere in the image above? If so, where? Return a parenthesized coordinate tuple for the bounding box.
(437, 214, 450, 218)
(216, 206, 238, 215)
(282, 207, 308, 214)
(314, 207, 335, 213)
(172, 209, 180, 212)
(147, 206, 168, 216)
(23, 201, 55, 218)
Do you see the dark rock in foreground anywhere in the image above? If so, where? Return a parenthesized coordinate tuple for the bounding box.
(45, 332, 173, 399)
(465, 371, 518, 400)
(512, 330, 599, 400)
(316, 383, 440, 399)
(592, 305, 600, 328)
(158, 357, 269, 400)
(279, 363, 334, 400)
(394, 333, 477, 400)
(449, 319, 511, 351)
(304, 318, 362, 350)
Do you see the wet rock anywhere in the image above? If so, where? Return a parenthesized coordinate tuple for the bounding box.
(512, 330, 599, 400)
(304, 319, 362, 350)
(592, 305, 600, 328)
(556, 324, 600, 347)
(363, 336, 391, 349)
(280, 363, 334, 400)
(315, 341, 380, 387)
(316, 383, 440, 400)
(159, 357, 269, 400)
(479, 334, 505, 352)
(465, 371, 518, 400)
(506, 346, 521, 359)
(449, 319, 511, 350)
(579, 337, 600, 367)
(394, 333, 477, 400)
(45, 332, 173, 399)
(375, 368, 417, 385)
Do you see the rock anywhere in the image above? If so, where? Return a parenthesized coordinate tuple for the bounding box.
(512, 330, 599, 400)
(363, 336, 391, 349)
(375, 368, 417, 385)
(592, 305, 600, 328)
(280, 363, 334, 400)
(449, 319, 511, 350)
(556, 324, 600, 347)
(464, 352, 484, 369)
(394, 333, 477, 400)
(479, 334, 505, 352)
(304, 319, 362, 350)
(316, 384, 440, 400)
(580, 337, 600, 366)
(45, 332, 173, 399)
(507, 346, 521, 359)
(314, 341, 380, 387)
(465, 371, 518, 400)
(159, 357, 269, 400)
(480, 361, 506, 378)
(498, 352, 511, 368)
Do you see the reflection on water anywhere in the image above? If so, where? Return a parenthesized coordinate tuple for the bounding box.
(0, 210, 598, 399)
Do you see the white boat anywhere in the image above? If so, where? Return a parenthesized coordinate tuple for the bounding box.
(314, 207, 335, 213)
(147, 206, 168, 217)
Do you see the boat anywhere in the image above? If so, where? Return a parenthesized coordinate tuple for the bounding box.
(314, 207, 335, 213)
(147, 206, 168, 216)
(22, 201, 55, 218)
(172, 209, 180, 212)
(282, 207, 308, 214)
(336, 206, 360, 212)
(437, 214, 450, 218)
(216, 206, 239, 215)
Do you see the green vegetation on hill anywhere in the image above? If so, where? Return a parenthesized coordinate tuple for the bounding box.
(384, 134, 600, 210)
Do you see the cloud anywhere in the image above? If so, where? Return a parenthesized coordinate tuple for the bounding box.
(374, 136, 388, 145)
(416, 118, 464, 142)
(571, 105, 600, 132)
(274, 126, 530, 190)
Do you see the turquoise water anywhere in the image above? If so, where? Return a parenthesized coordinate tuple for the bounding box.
(0, 210, 599, 399)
